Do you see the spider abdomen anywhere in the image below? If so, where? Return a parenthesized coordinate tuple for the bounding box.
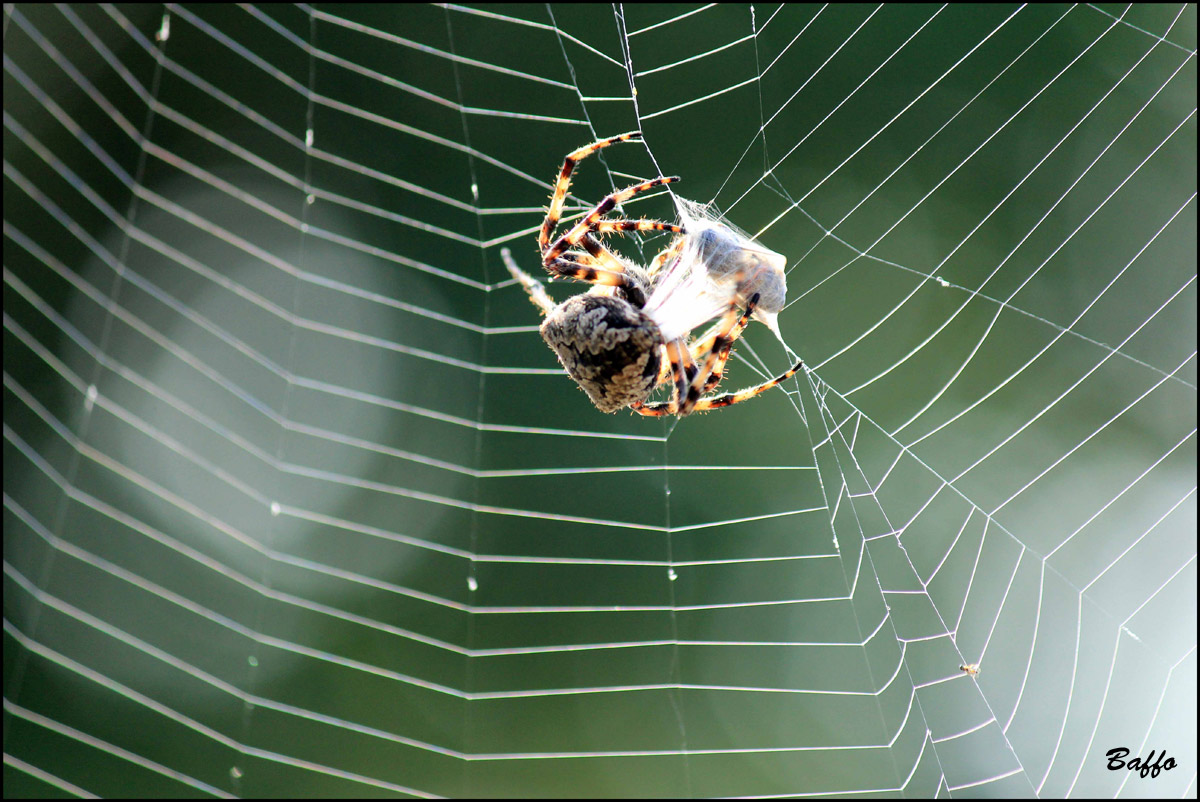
(540, 293, 663, 412)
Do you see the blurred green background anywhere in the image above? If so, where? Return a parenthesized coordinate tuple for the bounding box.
(5, 4, 1195, 797)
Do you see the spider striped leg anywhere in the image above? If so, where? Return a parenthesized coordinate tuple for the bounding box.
(543, 176, 680, 266)
(634, 288, 801, 416)
(633, 359, 804, 416)
(501, 247, 556, 315)
(675, 276, 753, 395)
(503, 245, 628, 311)
(645, 341, 690, 416)
(702, 329, 744, 392)
(675, 291, 752, 416)
(570, 222, 685, 295)
(567, 227, 676, 308)
(579, 234, 628, 273)
(690, 295, 757, 393)
(675, 341, 702, 412)
(648, 236, 685, 282)
(573, 232, 636, 277)
(593, 220, 684, 236)
(685, 359, 805, 413)
(628, 312, 750, 416)
(630, 295, 744, 418)
(540, 131, 643, 252)
(543, 255, 628, 287)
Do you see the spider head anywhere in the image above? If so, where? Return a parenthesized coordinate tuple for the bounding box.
(539, 292, 663, 413)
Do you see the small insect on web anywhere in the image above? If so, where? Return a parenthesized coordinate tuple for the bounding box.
(503, 131, 804, 418)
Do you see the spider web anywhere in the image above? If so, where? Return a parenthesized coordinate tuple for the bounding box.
(3, 3, 1196, 797)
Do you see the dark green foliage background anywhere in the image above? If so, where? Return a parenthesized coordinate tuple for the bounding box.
(5, 4, 1195, 797)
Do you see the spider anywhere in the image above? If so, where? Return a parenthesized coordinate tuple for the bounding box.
(503, 131, 804, 417)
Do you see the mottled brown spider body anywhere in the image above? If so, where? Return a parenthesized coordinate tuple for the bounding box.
(540, 291, 664, 413)
(502, 132, 803, 417)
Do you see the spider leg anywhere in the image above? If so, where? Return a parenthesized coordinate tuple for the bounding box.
(655, 340, 693, 416)
(632, 360, 804, 416)
(540, 131, 643, 253)
(689, 296, 757, 393)
(542, 241, 652, 307)
(626, 299, 754, 415)
(586, 221, 686, 282)
(593, 220, 684, 237)
(544, 254, 628, 288)
(568, 226, 681, 300)
(543, 176, 680, 266)
(633, 289, 803, 416)
(536, 134, 679, 295)
(675, 290, 752, 416)
(685, 359, 805, 413)
(648, 236, 685, 283)
(630, 291, 744, 417)
(501, 247, 556, 315)
(504, 246, 622, 311)
(579, 233, 628, 273)
(569, 231, 641, 278)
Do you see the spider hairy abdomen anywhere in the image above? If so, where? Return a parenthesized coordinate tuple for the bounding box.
(540, 293, 662, 413)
